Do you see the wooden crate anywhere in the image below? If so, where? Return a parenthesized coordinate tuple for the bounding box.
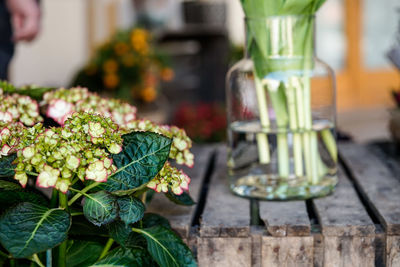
(148, 143, 400, 267)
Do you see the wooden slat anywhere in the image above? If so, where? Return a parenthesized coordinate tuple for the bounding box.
(386, 236, 400, 267)
(261, 236, 314, 267)
(197, 237, 252, 267)
(339, 143, 400, 235)
(323, 236, 375, 267)
(199, 146, 250, 237)
(259, 201, 310, 237)
(313, 167, 375, 237)
(147, 146, 214, 238)
(312, 166, 376, 266)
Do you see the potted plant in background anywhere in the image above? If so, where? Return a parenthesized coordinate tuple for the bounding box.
(0, 81, 196, 267)
(71, 28, 174, 122)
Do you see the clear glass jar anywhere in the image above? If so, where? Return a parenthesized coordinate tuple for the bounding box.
(226, 15, 338, 200)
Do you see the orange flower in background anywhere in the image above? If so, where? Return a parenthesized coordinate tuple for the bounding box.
(140, 87, 157, 103)
(131, 29, 149, 55)
(122, 54, 135, 67)
(114, 42, 129, 56)
(161, 68, 174, 81)
(145, 72, 157, 87)
(103, 73, 119, 89)
(103, 59, 118, 73)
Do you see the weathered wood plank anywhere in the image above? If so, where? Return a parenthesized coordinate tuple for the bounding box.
(339, 143, 400, 235)
(261, 236, 314, 267)
(259, 201, 310, 237)
(313, 167, 375, 237)
(197, 237, 252, 267)
(323, 236, 375, 267)
(386, 236, 400, 267)
(199, 146, 250, 237)
(147, 146, 214, 238)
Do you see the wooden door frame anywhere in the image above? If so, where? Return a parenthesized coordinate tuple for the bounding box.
(338, 0, 400, 111)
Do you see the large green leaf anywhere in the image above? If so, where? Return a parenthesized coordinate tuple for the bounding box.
(135, 226, 197, 267)
(117, 196, 145, 225)
(0, 202, 71, 258)
(0, 190, 48, 211)
(141, 213, 171, 229)
(107, 220, 145, 248)
(104, 132, 172, 192)
(66, 240, 104, 267)
(90, 247, 154, 267)
(165, 191, 195, 206)
(0, 154, 16, 178)
(83, 191, 118, 226)
(0, 180, 21, 190)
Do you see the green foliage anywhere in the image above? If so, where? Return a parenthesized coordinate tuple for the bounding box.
(83, 191, 118, 226)
(0, 80, 54, 101)
(165, 191, 195, 206)
(0, 180, 21, 190)
(0, 154, 16, 178)
(104, 132, 172, 192)
(0, 203, 71, 258)
(0, 190, 48, 211)
(135, 226, 197, 267)
(117, 196, 145, 225)
(66, 241, 104, 267)
(90, 247, 154, 267)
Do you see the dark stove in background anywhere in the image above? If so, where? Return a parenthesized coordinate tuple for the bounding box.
(157, 1, 229, 122)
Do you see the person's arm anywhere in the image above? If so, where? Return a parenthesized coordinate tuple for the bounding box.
(5, 0, 40, 42)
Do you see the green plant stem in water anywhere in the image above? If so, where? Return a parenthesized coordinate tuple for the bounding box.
(321, 129, 337, 162)
(68, 182, 100, 206)
(98, 238, 114, 260)
(254, 75, 271, 164)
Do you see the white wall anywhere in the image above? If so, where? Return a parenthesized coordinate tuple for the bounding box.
(10, 0, 89, 87)
(9, 0, 244, 88)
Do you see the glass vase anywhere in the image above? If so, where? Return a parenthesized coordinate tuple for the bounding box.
(226, 15, 338, 200)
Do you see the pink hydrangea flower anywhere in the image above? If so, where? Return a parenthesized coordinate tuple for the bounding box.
(37, 165, 60, 188)
(47, 99, 74, 125)
(85, 160, 108, 182)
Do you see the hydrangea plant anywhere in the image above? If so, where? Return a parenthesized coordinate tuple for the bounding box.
(0, 82, 197, 267)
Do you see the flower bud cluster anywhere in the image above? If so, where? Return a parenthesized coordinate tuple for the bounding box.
(147, 162, 190, 195)
(43, 87, 137, 127)
(0, 89, 43, 126)
(12, 112, 122, 193)
(0, 122, 29, 157)
(124, 120, 194, 168)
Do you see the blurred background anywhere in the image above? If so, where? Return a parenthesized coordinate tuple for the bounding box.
(6, 0, 400, 143)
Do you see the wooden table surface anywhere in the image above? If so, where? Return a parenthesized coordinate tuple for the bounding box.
(147, 143, 400, 267)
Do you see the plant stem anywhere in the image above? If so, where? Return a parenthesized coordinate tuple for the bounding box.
(58, 193, 68, 267)
(70, 212, 84, 216)
(46, 249, 52, 267)
(98, 238, 114, 260)
(141, 191, 147, 204)
(10, 259, 16, 267)
(50, 189, 58, 208)
(254, 75, 271, 164)
(321, 129, 337, 162)
(68, 182, 100, 206)
(32, 254, 45, 267)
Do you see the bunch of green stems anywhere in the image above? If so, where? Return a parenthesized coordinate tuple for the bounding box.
(248, 15, 336, 183)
